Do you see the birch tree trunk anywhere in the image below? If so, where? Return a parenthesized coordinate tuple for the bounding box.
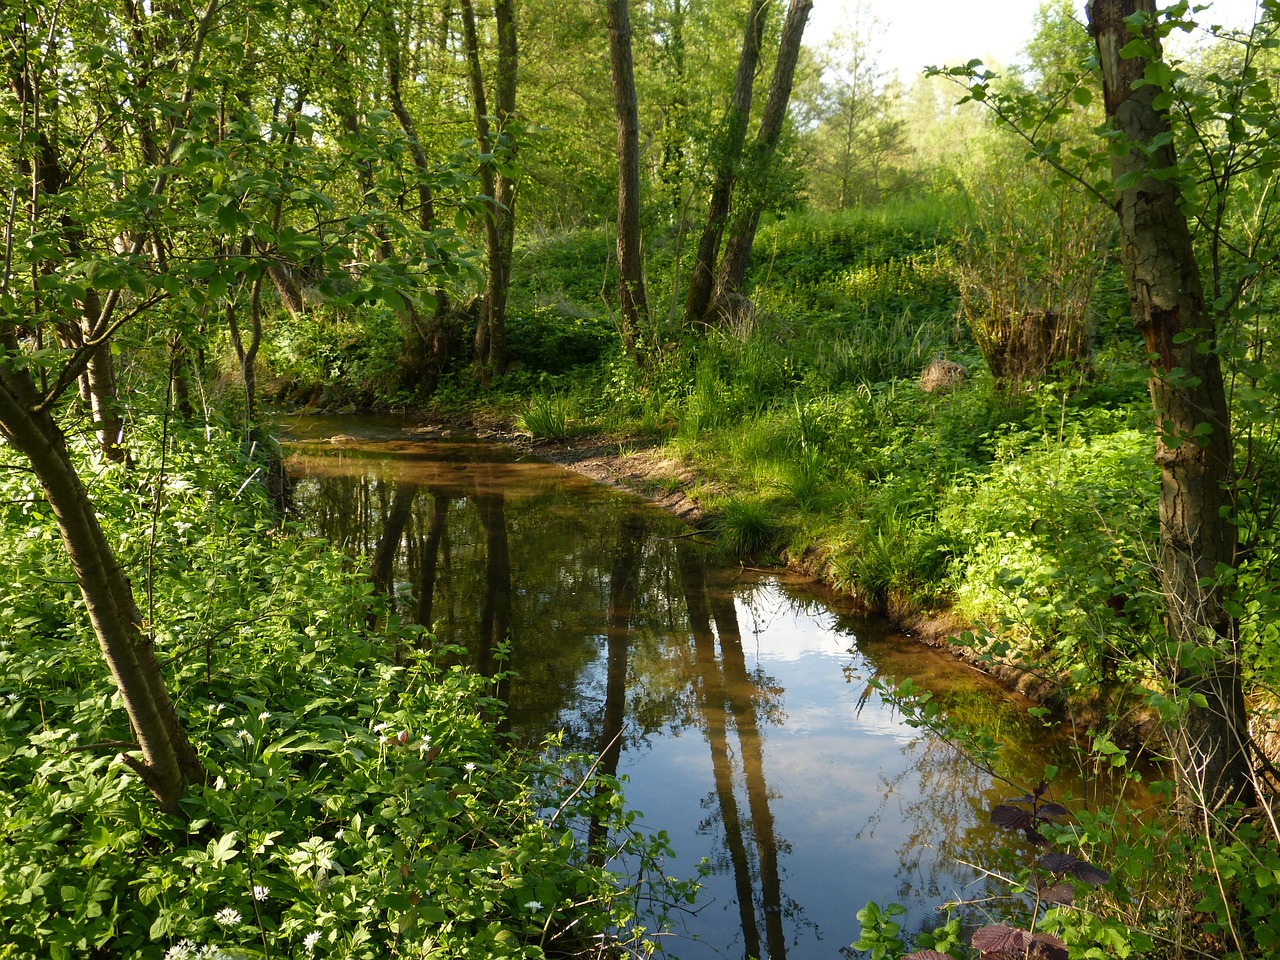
(1088, 0, 1253, 809)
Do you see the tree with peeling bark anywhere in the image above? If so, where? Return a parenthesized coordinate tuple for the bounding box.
(938, 0, 1272, 809)
(1086, 0, 1254, 809)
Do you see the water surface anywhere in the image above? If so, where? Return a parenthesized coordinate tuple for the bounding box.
(279, 414, 1107, 960)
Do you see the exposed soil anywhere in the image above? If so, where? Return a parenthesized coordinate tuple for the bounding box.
(517, 434, 710, 527)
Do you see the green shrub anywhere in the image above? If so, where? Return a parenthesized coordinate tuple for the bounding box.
(505, 307, 616, 374)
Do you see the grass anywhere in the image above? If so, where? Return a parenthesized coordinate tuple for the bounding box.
(514, 392, 573, 439)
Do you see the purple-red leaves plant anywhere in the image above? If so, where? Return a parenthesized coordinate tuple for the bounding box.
(971, 922, 1068, 959)
(974, 781, 1114, 956)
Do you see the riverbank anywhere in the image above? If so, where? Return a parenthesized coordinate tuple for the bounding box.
(467, 418, 1157, 747)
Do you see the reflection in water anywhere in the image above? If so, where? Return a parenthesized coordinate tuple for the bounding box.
(680, 545, 792, 960)
(281, 418, 1137, 960)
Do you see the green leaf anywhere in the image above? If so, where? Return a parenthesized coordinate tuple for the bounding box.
(1114, 170, 1145, 191)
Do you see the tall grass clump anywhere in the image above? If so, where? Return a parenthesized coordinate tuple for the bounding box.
(514, 392, 573, 439)
(710, 495, 781, 559)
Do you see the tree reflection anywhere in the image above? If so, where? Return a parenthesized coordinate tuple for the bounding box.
(680, 546, 795, 960)
(416, 492, 449, 627)
(588, 512, 643, 856)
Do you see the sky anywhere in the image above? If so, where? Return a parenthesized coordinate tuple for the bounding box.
(803, 0, 1269, 83)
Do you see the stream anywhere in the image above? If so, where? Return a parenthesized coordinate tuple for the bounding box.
(278, 414, 1108, 960)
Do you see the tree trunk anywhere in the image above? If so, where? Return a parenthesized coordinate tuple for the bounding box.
(458, 0, 517, 381)
(488, 0, 518, 378)
(0, 360, 202, 813)
(712, 0, 812, 319)
(265, 264, 306, 317)
(683, 0, 771, 327)
(1088, 0, 1253, 809)
(606, 0, 650, 359)
(382, 15, 451, 393)
(226, 277, 264, 427)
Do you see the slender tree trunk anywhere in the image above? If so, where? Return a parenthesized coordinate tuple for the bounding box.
(683, 0, 771, 327)
(711, 0, 812, 319)
(1088, 0, 1253, 809)
(0, 361, 202, 813)
(382, 16, 451, 393)
(488, 0, 517, 378)
(606, 0, 649, 359)
(226, 277, 264, 427)
(458, 0, 517, 381)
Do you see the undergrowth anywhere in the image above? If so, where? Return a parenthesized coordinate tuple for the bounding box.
(0, 420, 687, 958)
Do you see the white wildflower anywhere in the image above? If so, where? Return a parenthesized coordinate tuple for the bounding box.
(303, 930, 322, 953)
(257, 711, 270, 722)
(237, 729, 254, 745)
(164, 941, 197, 960)
(213, 776, 226, 791)
(464, 761, 476, 774)
(252, 884, 269, 901)
(417, 735, 433, 756)
(214, 906, 242, 927)
(526, 900, 543, 912)
(373, 722, 391, 733)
